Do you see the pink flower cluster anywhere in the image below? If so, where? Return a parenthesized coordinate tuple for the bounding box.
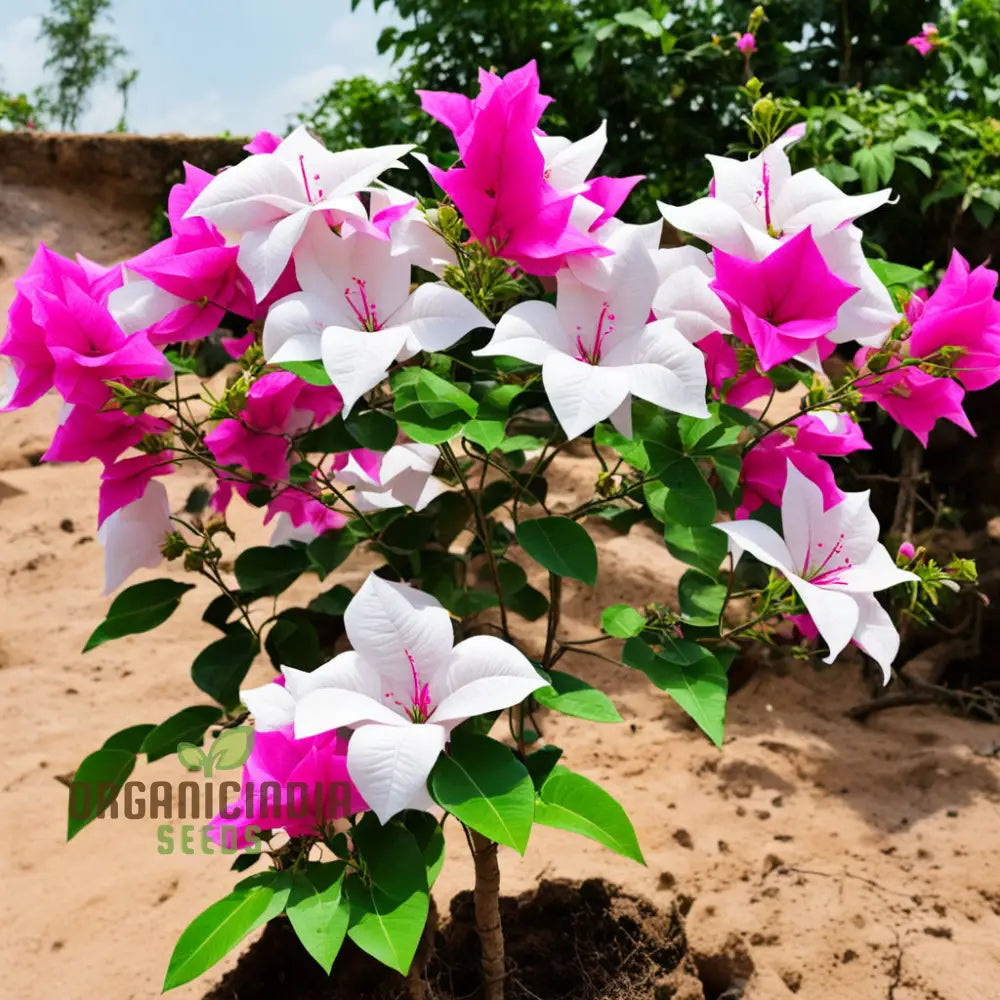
(657, 125, 1000, 512)
(0, 130, 446, 593)
(739, 410, 870, 517)
(418, 60, 640, 275)
(208, 681, 368, 849)
(907, 23, 941, 57)
(855, 251, 1000, 445)
(1, 244, 174, 534)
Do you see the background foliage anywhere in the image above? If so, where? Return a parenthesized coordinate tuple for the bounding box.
(296, 0, 999, 267)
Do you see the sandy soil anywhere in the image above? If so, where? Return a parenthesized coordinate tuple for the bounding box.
(1, 138, 998, 1000)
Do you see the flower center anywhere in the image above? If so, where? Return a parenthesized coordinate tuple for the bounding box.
(804, 532, 852, 586)
(344, 277, 381, 331)
(755, 161, 783, 239)
(383, 648, 433, 723)
(575, 300, 616, 365)
(298, 155, 324, 204)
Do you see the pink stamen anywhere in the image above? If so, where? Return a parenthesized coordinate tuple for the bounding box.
(344, 277, 381, 331)
(808, 533, 851, 586)
(761, 160, 773, 232)
(298, 155, 313, 203)
(403, 648, 433, 723)
(575, 301, 616, 365)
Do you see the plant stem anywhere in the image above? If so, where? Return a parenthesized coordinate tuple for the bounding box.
(440, 442, 511, 639)
(405, 896, 438, 1000)
(542, 572, 561, 669)
(469, 829, 505, 1000)
(890, 434, 922, 540)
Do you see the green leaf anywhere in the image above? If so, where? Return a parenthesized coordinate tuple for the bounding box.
(534, 766, 644, 863)
(573, 35, 597, 69)
(83, 579, 195, 651)
(623, 637, 728, 747)
(663, 523, 728, 579)
(463, 418, 505, 452)
(872, 143, 894, 185)
(850, 147, 878, 193)
(392, 369, 477, 444)
(464, 383, 522, 451)
(524, 744, 563, 791)
(534, 670, 622, 723)
(496, 559, 528, 594)
(589, 505, 648, 535)
(346, 821, 429, 974)
(141, 705, 223, 763)
(308, 584, 354, 617)
(505, 584, 549, 621)
(404, 810, 446, 887)
(481, 479, 515, 513)
(286, 863, 349, 973)
(711, 452, 742, 497)
(234, 545, 310, 596)
(601, 604, 646, 638)
(300, 409, 398, 453)
(498, 434, 546, 453)
(678, 408, 740, 453)
(516, 516, 598, 586)
(164, 350, 198, 375)
(892, 128, 940, 154)
(163, 875, 291, 990)
(429, 733, 535, 853)
(898, 154, 931, 178)
(657, 457, 716, 527)
(643, 479, 668, 523)
(677, 570, 727, 627)
(614, 7, 662, 36)
(307, 523, 368, 579)
(594, 422, 649, 471)
(343, 410, 399, 451)
(191, 628, 258, 710)
(277, 360, 331, 385)
(67, 748, 136, 840)
(264, 609, 324, 670)
(209, 727, 255, 770)
(101, 723, 155, 753)
(866, 258, 929, 291)
(203, 591, 257, 632)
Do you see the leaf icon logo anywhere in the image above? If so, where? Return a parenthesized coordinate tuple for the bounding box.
(176, 727, 255, 776)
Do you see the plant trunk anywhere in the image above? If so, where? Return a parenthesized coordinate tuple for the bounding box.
(470, 830, 505, 1000)
(405, 896, 438, 1000)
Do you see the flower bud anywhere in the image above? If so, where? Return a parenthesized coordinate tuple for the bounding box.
(139, 433, 172, 454)
(752, 97, 776, 122)
(183, 550, 206, 572)
(897, 541, 915, 561)
(749, 5, 766, 32)
(436, 204, 464, 243)
(161, 531, 187, 560)
(866, 351, 891, 373)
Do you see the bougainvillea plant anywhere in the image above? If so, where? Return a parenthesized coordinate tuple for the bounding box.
(1, 58, 993, 1000)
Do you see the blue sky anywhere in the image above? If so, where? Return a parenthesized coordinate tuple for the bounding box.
(0, 0, 402, 135)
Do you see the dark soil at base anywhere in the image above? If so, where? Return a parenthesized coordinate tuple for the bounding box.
(204, 879, 701, 1000)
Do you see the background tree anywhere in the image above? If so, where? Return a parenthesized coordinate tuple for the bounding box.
(297, 0, 998, 267)
(36, 0, 137, 131)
